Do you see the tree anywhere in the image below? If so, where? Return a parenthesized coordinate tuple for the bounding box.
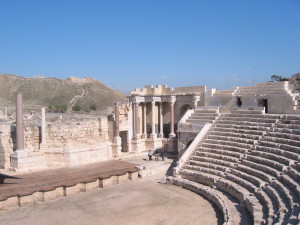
(271, 75, 289, 82)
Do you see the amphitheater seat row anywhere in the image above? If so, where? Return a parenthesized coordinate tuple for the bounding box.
(173, 109, 300, 225)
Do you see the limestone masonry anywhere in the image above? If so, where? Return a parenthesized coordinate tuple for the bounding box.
(1, 79, 300, 224)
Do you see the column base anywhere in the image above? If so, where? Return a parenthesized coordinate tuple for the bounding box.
(169, 133, 176, 138)
(112, 136, 122, 157)
(157, 133, 163, 138)
(133, 134, 141, 140)
(39, 143, 47, 151)
(10, 150, 46, 172)
(150, 133, 157, 139)
(141, 133, 147, 139)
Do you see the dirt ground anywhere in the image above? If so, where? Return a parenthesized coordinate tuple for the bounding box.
(0, 172, 219, 225)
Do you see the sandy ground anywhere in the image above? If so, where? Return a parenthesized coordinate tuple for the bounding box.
(0, 172, 219, 225)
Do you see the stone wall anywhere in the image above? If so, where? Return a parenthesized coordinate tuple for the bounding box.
(0, 113, 112, 170)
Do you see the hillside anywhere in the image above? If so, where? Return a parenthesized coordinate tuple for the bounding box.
(0, 74, 125, 113)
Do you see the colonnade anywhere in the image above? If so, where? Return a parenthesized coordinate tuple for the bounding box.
(131, 96, 176, 140)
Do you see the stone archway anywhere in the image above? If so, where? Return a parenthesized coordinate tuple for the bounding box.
(179, 104, 192, 118)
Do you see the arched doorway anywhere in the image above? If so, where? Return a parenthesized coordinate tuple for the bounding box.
(179, 104, 192, 118)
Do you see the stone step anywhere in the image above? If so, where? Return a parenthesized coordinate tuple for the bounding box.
(218, 120, 273, 127)
(280, 119, 300, 125)
(263, 185, 288, 216)
(276, 123, 300, 130)
(201, 142, 249, 154)
(189, 160, 229, 172)
(250, 149, 293, 166)
(241, 160, 280, 178)
(186, 118, 214, 123)
(210, 131, 260, 140)
(191, 113, 218, 117)
(245, 155, 285, 172)
(207, 134, 255, 145)
(169, 177, 249, 225)
(238, 90, 287, 95)
(188, 116, 216, 121)
(194, 152, 240, 163)
(204, 138, 253, 149)
(224, 114, 280, 119)
(261, 136, 300, 148)
(267, 132, 300, 142)
(273, 127, 300, 136)
(271, 180, 295, 210)
(258, 140, 300, 154)
(230, 110, 264, 115)
(255, 145, 300, 161)
(191, 156, 235, 168)
(222, 116, 277, 123)
(216, 123, 272, 132)
(212, 127, 264, 136)
(236, 164, 274, 183)
(279, 175, 300, 201)
(195, 147, 244, 159)
(255, 82, 287, 87)
(286, 168, 300, 181)
(194, 109, 218, 114)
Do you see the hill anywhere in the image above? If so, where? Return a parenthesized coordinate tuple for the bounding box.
(0, 74, 125, 113)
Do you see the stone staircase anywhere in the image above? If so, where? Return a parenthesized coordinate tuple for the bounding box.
(185, 107, 219, 125)
(170, 109, 300, 225)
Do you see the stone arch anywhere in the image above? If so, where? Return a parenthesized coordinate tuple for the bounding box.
(179, 104, 192, 118)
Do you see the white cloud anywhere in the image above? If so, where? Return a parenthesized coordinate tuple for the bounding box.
(158, 75, 168, 80)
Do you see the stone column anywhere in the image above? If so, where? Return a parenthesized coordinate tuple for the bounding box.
(113, 102, 122, 156)
(132, 102, 136, 138)
(40, 107, 47, 150)
(150, 100, 156, 139)
(141, 102, 147, 139)
(114, 102, 120, 138)
(169, 101, 176, 138)
(134, 102, 140, 139)
(158, 102, 163, 138)
(16, 93, 24, 151)
(193, 95, 200, 109)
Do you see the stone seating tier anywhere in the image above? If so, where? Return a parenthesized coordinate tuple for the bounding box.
(175, 110, 300, 224)
(210, 131, 261, 140)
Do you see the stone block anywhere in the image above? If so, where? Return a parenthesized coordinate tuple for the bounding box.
(0, 196, 19, 210)
(19, 195, 34, 206)
(65, 183, 85, 196)
(100, 176, 118, 188)
(32, 191, 44, 203)
(44, 187, 64, 201)
(128, 171, 139, 180)
(85, 180, 100, 191)
(117, 173, 129, 184)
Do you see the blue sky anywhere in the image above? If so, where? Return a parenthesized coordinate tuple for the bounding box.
(0, 0, 299, 93)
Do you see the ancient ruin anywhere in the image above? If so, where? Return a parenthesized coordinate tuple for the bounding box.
(0, 78, 300, 224)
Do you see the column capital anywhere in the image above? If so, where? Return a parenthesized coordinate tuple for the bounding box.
(145, 96, 161, 103)
(129, 95, 145, 104)
(162, 95, 176, 103)
(192, 95, 201, 102)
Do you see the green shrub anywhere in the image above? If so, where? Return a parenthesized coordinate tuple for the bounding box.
(89, 103, 97, 111)
(72, 105, 81, 111)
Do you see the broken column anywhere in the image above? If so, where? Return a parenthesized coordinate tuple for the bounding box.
(16, 93, 24, 151)
(40, 107, 47, 150)
(112, 102, 122, 157)
(10, 93, 26, 171)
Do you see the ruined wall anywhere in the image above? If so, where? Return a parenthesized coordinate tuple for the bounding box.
(0, 113, 112, 169)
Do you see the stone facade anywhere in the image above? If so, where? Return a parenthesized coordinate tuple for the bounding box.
(0, 113, 111, 171)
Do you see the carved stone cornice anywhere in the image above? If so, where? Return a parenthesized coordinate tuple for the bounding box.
(162, 95, 176, 103)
